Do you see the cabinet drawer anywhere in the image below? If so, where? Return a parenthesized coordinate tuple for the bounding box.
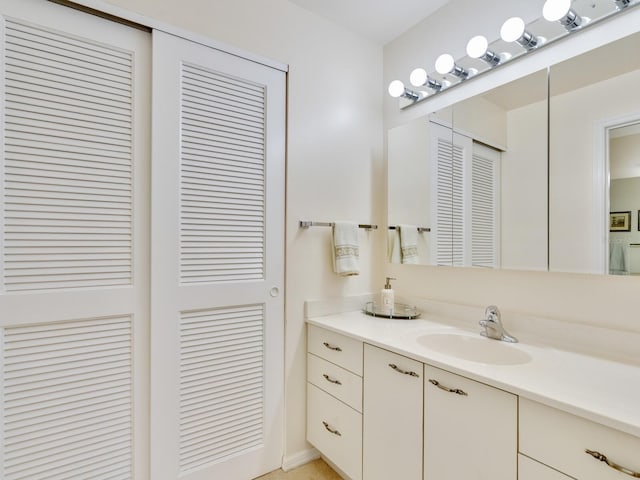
(307, 383, 362, 480)
(519, 398, 640, 480)
(308, 353, 362, 412)
(308, 324, 363, 375)
(518, 454, 573, 480)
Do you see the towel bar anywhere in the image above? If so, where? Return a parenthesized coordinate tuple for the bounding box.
(388, 226, 431, 233)
(299, 220, 378, 230)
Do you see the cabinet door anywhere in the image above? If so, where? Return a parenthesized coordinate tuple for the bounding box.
(519, 454, 574, 480)
(363, 344, 423, 480)
(424, 366, 517, 480)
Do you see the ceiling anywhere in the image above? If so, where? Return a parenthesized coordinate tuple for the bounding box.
(288, 0, 452, 45)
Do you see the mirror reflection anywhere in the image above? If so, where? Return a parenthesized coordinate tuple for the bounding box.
(388, 71, 548, 270)
(388, 107, 452, 265)
(609, 124, 640, 275)
(389, 27, 640, 275)
(549, 29, 640, 274)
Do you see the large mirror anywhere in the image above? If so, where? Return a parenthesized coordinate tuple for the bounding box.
(388, 25, 640, 275)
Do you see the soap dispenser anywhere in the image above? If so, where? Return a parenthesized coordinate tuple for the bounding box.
(381, 277, 395, 313)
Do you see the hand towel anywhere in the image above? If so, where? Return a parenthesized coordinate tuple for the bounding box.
(609, 241, 630, 275)
(389, 229, 401, 263)
(332, 222, 360, 276)
(399, 224, 419, 264)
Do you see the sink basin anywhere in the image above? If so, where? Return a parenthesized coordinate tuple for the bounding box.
(415, 333, 532, 365)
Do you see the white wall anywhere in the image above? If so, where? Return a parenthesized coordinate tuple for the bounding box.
(501, 99, 548, 271)
(81, 0, 384, 465)
(611, 133, 640, 179)
(385, 1, 640, 336)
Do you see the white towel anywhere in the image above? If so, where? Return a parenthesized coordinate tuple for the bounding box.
(332, 222, 360, 276)
(609, 241, 630, 275)
(389, 229, 401, 263)
(399, 224, 419, 264)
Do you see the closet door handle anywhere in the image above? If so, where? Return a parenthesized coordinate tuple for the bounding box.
(585, 449, 640, 478)
(428, 379, 468, 396)
(322, 421, 342, 436)
(388, 363, 419, 377)
(323, 342, 342, 352)
(323, 374, 342, 385)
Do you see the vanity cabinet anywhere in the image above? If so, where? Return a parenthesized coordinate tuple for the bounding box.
(424, 366, 517, 480)
(307, 322, 640, 480)
(363, 344, 423, 480)
(306, 325, 363, 480)
(519, 398, 640, 480)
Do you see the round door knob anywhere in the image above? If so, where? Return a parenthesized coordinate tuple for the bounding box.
(269, 287, 280, 297)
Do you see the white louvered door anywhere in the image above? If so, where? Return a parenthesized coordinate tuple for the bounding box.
(0, 1, 150, 479)
(151, 31, 285, 480)
(429, 123, 471, 266)
(471, 143, 500, 268)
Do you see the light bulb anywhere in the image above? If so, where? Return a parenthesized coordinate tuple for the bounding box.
(409, 68, 428, 87)
(388, 80, 406, 98)
(500, 17, 525, 42)
(466, 35, 489, 59)
(543, 0, 571, 21)
(435, 54, 455, 75)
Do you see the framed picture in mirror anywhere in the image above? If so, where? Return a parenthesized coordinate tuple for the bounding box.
(609, 211, 631, 232)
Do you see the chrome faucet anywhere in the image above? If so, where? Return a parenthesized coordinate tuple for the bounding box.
(479, 305, 518, 343)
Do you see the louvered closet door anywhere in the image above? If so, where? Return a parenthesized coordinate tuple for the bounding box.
(0, 1, 150, 479)
(150, 31, 285, 480)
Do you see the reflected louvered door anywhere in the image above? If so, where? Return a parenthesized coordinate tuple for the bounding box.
(430, 122, 454, 266)
(471, 143, 501, 268)
(0, 1, 150, 479)
(151, 31, 285, 480)
(430, 123, 471, 267)
(451, 135, 466, 267)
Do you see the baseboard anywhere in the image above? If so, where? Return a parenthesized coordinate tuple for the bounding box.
(281, 447, 320, 472)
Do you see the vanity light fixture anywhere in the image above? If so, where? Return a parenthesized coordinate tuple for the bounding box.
(500, 16, 539, 50)
(435, 53, 469, 79)
(543, 0, 583, 30)
(466, 35, 501, 67)
(387, 80, 420, 101)
(388, 0, 637, 107)
(409, 68, 443, 91)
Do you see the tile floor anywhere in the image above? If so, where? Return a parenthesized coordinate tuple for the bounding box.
(255, 459, 342, 480)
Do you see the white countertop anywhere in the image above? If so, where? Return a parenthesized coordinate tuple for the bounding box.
(307, 310, 640, 438)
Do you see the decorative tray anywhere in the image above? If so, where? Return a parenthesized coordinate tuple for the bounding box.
(363, 301, 421, 320)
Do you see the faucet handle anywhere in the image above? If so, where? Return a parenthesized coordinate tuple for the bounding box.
(484, 305, 501, 321)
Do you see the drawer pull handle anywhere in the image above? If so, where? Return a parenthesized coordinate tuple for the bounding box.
(323, 374, 342, 385)
(323, 342, 342, 352)
(585, 449, 640, 478)
(429, 379, 468, 396)
(388, 363, 419, 377)
(322, 421, 342, 436)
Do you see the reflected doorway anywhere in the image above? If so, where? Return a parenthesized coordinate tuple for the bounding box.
(608, 122, 640, 275)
